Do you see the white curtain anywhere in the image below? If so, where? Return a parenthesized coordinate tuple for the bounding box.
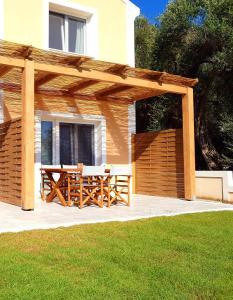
(68, 18, 85, 54)
(49, 13, 65, 51)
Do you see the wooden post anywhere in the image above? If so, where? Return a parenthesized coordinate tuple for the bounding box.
(21, 59, 35, 210)
(132, 134, 136, 194)
(182, 87, 195, 200)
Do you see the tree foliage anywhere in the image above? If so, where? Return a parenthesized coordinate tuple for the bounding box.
(135, 0, 233, 170)
(135, 16, 156, 69)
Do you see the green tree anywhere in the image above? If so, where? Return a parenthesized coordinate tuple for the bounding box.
(136, 0, 233, 170)
(135, 16, 156, 69)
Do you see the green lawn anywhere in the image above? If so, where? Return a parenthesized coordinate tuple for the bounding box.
(0, 212, 233, 300)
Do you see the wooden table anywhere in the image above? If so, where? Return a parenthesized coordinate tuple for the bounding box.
(41, 168, 80, 207)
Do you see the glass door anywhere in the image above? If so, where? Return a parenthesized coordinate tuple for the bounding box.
(59, 123, 94, 165)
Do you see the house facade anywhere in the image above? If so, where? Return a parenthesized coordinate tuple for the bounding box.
(0, 0, 140, 199)
(0, 1, 196, 210)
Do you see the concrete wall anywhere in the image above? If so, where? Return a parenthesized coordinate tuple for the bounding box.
(196, 171, 233, 203)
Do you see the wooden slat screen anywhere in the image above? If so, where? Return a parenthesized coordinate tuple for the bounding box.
(0, 118, 22, 206)
(133, 129, 184, 198)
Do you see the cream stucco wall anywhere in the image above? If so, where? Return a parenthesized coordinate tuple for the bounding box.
(3, 0, 139, 64)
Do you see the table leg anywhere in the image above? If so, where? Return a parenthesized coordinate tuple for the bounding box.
(46, 173, 67, 206)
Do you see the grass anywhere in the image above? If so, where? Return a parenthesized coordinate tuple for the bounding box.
(0, 212, 233, 300)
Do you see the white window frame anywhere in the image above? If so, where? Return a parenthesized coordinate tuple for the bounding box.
(49, 11, 87, 54)
(43, 0, 99, 58)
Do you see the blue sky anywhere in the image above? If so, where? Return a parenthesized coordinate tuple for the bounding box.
(131, 0, 169, 23)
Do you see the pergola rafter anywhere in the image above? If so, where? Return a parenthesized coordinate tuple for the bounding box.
(67, 79, 99, 94)
(0, 65, 13, 77)
(35, 73, 60, 88)
(105, 64, 129, 76)
(95, 84, 133, 97)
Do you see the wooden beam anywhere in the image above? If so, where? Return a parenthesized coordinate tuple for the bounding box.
(0, 55, 196, 93)
(21, 59, 35, 210)
(0, 82, 132, 103)
(0, 66, 13, 77)
(65, 56, 91, 68)
(0, 55, 189, 94)
(67, 79, 98, 94)
(96, 84, 133, 97)
(34, 62, 188, 95)
(143, 71, 167, 82)
(106, 64, 128, 76)
(0, 55, 24, 68)
(35, 73, 59, 88)
(182, 87, 195, 200)
(20, 45, 33, 59)
(132, 90, 165, 102)
(42, 92, 132, 104)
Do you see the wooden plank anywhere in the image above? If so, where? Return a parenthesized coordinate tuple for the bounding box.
(182, 88, 195, 200)
(133, 129, 185, 198)
(0, 118, 22, 206)
(21, 59, 35, 210)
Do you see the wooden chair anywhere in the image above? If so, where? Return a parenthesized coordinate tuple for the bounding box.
(40, 165, 61, 201)
(61, 164, 83, 205)
(68, 165, 105, 209)
(106, 166, 132, 207)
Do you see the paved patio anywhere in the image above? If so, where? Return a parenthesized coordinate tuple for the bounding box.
(0, 195, 233, 234)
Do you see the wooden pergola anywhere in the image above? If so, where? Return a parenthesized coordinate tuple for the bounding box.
(0, 40, 198, 210)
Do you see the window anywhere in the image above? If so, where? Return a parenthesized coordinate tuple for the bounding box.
(60, 123, 94, 165)
(41, 120, 95, 166)
(41, 121, 53, 165)
(49, 11, 85, 54)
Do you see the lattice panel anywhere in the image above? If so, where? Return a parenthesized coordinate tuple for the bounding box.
(133, 129, 184, 198)
(0, 118, 22, 206)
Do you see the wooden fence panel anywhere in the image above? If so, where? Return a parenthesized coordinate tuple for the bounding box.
(0, 118, 22, 206)
(133, 129, 184, 198)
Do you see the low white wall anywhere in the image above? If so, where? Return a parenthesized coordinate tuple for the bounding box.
(196, 171, 233, 203)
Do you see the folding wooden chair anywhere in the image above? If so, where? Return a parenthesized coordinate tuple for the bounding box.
(61, 164, 83, 205)
(106, 166, 132, 207)
(40, 165, 61, 201)
(68, 165, 105, 209)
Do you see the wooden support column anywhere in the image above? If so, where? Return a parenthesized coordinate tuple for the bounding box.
(132, 134, 136, 194)
(21, 59, 35, 210)
(182, 87, 196, 200)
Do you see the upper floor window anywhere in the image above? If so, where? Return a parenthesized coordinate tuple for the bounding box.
(49, 11, 85, 55)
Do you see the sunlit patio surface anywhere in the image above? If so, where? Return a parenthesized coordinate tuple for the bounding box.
(0, 195, 233, 234)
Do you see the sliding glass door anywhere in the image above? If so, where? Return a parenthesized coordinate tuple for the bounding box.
(41, 121, 53, 165)
(41, 121, 94, 166)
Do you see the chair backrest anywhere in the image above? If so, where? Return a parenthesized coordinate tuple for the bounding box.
(110, 165, 132, 176)
(62, 165, 77, 169)
(41, 164, 61, 169)
(82, 165, 105, 177)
